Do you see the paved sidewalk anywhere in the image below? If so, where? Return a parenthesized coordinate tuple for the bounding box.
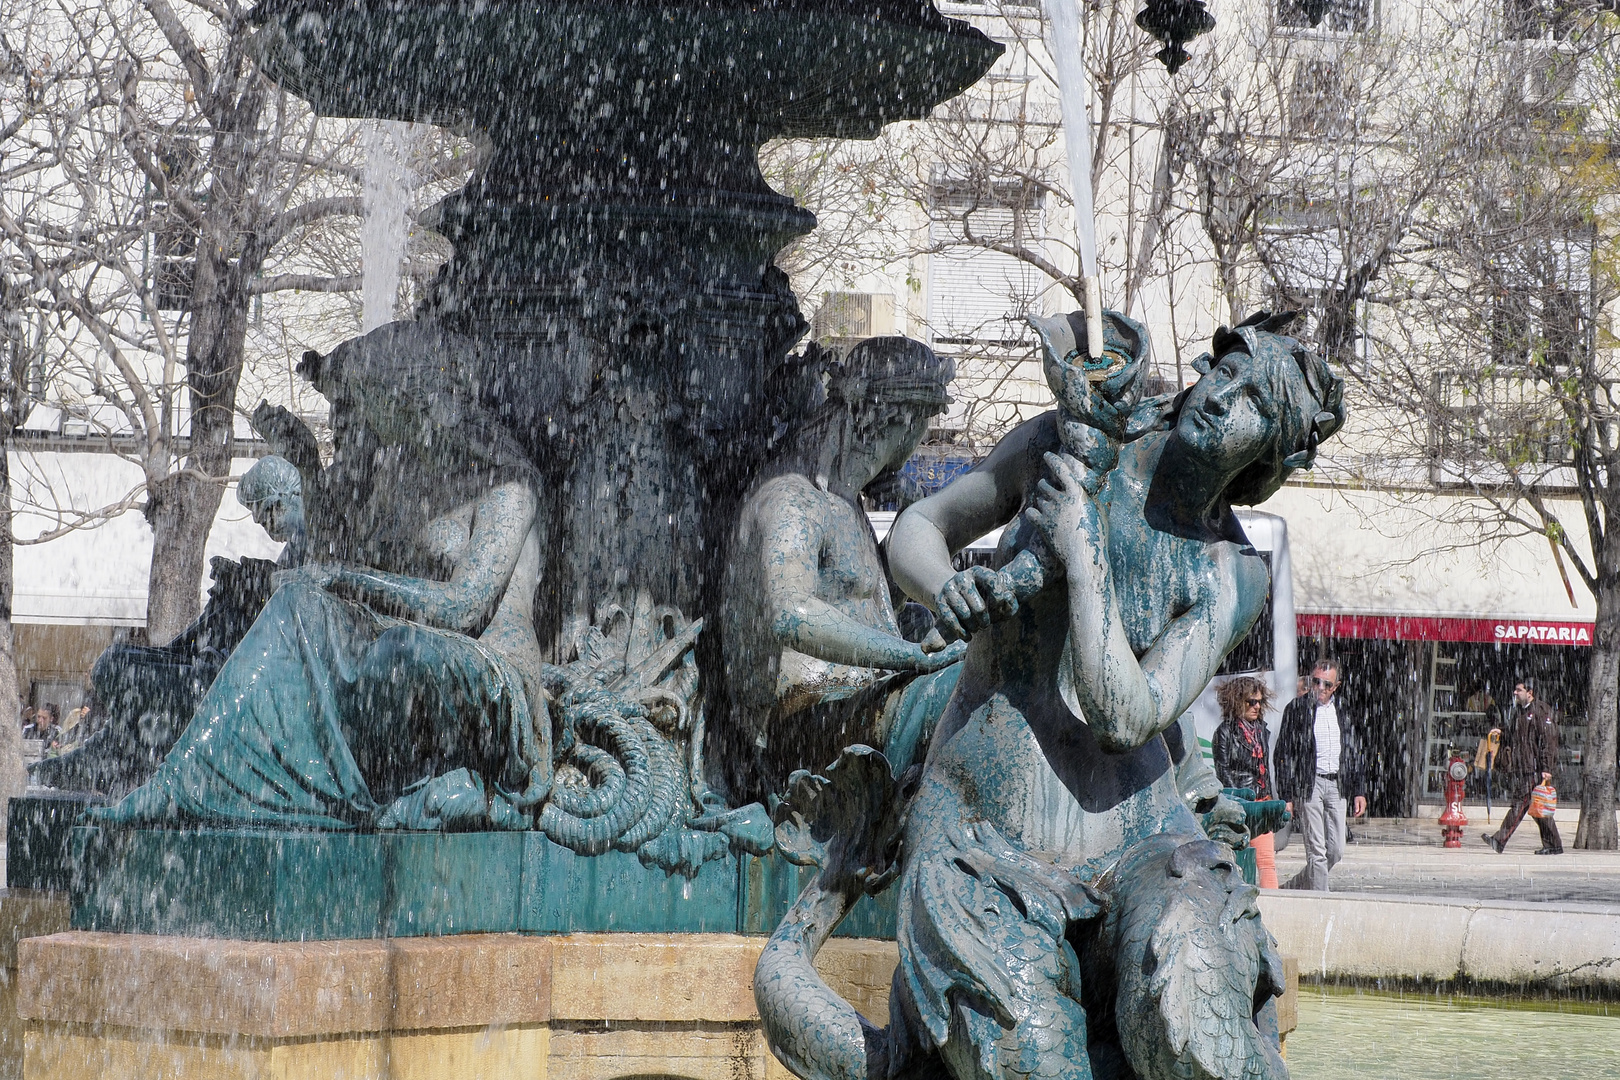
(1272, 806, 1620, 903)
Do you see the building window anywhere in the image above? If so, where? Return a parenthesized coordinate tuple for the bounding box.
(926, 175, 1046, 349)
(1430, 371, 1577, 469)
(1503, 0, 1577, 40)
(152, 220, 197, 312)
(1489, 284, 1586, 368)
(938, 0, 1042, 16)
(1511, 43, 1590, 129)
(1276, 0, 1372, 34)
(1289, 61, 1352, 134)
(1543, 288, 1585, 367)
(1261, 190, 1343, 300)
(1490, 286, 1532, 366)
(150, 137, 202, 313)
(809, 292, 898, 351)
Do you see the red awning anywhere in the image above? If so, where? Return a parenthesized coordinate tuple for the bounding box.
(1298, 613, 1594, 647)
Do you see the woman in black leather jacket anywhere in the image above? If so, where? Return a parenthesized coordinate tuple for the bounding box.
(1213, 675, 1278, 886)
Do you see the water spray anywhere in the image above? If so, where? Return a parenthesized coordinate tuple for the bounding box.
(360, 121, 416, 333)
(1046, 0, 1104, 362)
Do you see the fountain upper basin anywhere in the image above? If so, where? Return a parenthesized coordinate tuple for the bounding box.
(250, 0, 1004, 141)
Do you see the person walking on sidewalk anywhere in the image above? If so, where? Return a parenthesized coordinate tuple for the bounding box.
(1213, 675, 1281, 888)
(1275, 657, 1367, 890)
(1483, 679, 1562, 855)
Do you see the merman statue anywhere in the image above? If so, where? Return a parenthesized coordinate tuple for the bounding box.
(756, 311, 1342, 1080)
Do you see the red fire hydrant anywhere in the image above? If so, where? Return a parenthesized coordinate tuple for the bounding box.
(1439, 754, 1469, 848)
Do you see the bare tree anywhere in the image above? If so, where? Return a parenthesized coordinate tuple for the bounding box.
(1376, 32, 1620, 846)
(764, 0, 1181, 453)
(1, 0, 470, 642)
(0, 277, 38, 824)
(1176, 0, 1620, 844)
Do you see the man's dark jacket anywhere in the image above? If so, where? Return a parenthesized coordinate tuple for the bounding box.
(1274, 693, 1366, 803)
(1498, 698, 1558, 788)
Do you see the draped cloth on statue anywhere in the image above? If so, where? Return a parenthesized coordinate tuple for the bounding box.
(89, 582, 544, 831)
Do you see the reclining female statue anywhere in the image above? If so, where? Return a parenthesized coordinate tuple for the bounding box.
(92, 326, 549, 830)
(32, 456, 308, 797)
(756, 311, 1342, 1080)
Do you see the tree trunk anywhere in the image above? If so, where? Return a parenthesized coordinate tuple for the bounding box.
(0, 444, 31, 839)
(143, 245, 248, 644)
(143, 471, 212, 645)
(1575, 575, 1620, 849)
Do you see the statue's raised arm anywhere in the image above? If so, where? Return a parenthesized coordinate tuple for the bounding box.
(888, 311, 1162, 645)
(886, 413, 1046, 640)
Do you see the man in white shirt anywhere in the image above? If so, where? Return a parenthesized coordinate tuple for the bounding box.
(1274, 657, 1368, 890)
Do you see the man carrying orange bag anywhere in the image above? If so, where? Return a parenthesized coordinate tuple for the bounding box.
(1483, 679, 1563, 856)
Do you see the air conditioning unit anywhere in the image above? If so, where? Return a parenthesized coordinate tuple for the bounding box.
(811, 292, 898, 348)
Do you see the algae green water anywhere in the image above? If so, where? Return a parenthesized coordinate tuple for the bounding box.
(1287, 988, 1620, 1078)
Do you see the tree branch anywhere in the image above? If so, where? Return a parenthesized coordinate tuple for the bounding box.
(252, 273, 363, 294)
(142, 0, 214, 115)
(259, 195, 365, 250)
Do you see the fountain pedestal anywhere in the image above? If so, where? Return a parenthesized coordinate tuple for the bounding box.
(16, 931, 899, 1080)
(427, 188, 815, 649)
(249, 0, 1002, 650)
(60, 826, 897, 939)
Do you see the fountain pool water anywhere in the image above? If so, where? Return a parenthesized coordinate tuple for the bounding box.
(1287, 987, 1620, 1079)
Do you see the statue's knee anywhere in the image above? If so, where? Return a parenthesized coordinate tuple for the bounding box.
(362, 624, 439, 681)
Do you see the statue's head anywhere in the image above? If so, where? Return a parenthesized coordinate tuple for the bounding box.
(237, 455, 304, 542)
(820, 337, 955, 486)
(296, 347, 353, 408)
(295, 326, 537, 567)
(1176, 312, 1344, 505)
(307, 325, 532, 481)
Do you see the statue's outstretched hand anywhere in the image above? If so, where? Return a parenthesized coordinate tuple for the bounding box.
(1026, 452, 1099, 564)
(933, 565, 1019, 642)
(914, 636, 969, 672)
(252, 399, 321, 471)
(1199, 791, 1251, 850)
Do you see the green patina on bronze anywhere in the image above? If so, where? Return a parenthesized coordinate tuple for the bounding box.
(33, 0, 1355, 1075)
(755, 312, 1346, 1080)
(68, 826, 896, 941)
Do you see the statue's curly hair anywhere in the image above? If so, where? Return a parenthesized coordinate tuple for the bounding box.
(236, 455, 301, 507)
(826, 336, 955, 429)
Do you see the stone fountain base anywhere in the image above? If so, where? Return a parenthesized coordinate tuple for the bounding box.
(0, 892, 1301, 1079)
(15, 930, 898, 1080)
